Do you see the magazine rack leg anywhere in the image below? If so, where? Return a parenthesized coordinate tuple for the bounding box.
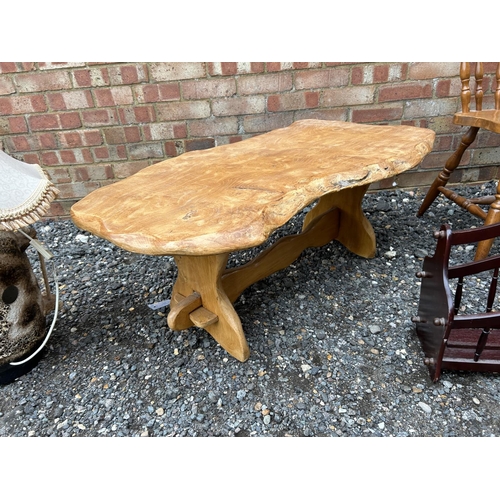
(413, 223, 500, 382)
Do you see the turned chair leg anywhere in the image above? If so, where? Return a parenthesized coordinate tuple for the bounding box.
(417, 126, 479, 217)
(475, 181, 500, 260)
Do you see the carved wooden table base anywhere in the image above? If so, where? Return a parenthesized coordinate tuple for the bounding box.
(167, 184, 374, 361)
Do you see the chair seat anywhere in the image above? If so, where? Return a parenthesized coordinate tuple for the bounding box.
(454, 109, 500, 133)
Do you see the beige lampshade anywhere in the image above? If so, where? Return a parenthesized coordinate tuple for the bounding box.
(0, 150, 59, 231)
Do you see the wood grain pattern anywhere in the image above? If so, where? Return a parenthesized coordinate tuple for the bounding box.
(454, 109, 500, 133)
(71, 119, 435, 256)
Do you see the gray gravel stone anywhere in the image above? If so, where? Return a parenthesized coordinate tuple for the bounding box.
(2, 183, 500, 437)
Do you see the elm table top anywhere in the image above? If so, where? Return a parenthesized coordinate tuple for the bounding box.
(70, 119, 435, 257)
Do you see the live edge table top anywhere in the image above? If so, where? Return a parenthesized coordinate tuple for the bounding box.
(70, 120, 435, 257)
(70, 119, 435, 362)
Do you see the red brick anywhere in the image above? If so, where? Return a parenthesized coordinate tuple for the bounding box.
(181, 79, 236, 99)
(59, 130, 103, 148)
(38, 63, 85, 70)
(267, 91, 319, 112)
(127, 142, 163, 159)
(60, 150, 76, 163)
(47, 90, 93, 110)
(186, 138, 215, 151)
(111, 87, 134, 106)
(59, 112, 82, 129)
(323, 86, 375, 106)
(209, 63, 264, 76)
(148, 63, 206, 81)
(116, 145, 127, 159)
(294, 68, 349, 90)
(420, 150, 470, 169)
(103, 127, 128, 144)
(351, 105, 403, 123)
(113, 160, 150, 178)
(0, 95, 47, 114)
(378, 82, 432, 102)
(74, 164, 114, 181)
(404, 98, 457, 119)
(103, 126, 140, 144)
(0, 117, 8, 135)
(156, 101, 210, 121)
(84, 130, 103, 146)
(266, 63, 283, 72)
(81, 148, 94, 163)
(479, 130, 500, 148)
(118, 105, 156, 124)
(41, 151, 60, 166)
(93, 88, 114, 106)
(9, 116, 28, 133)
(82, 109, 119, 127)
(94, 87, 133, 106)
(401, 119, 426, 128)
(436, 79, 451, 98)
(432, 134, 453, 151)
(15, 71, 72, 92)
(0, 76, 15, 95)
(305, 92, 319, 107)
(324, 63, 354, 66)
(93, 147, 110, 159)
(56, 181, 100, 199)
(221, 62, 237, 75)
(29, 114, 59, 131)
(7, 135, 35, 151)
(238, 74, 292, 95)
(38, 132, 57, 149)
(294, 108, 347, 122)
(60, 131, 83, 147)
(146, 122, 188, 141)
(45, 166, 71, 183)
(0, 62, 18, 73)
(137, 83, 180, 103)
(125, 126, 141, 142)
(173, 123, 187, 138)
(44, 201, 67, 218)
(351, 67, 364, 85)
(188, 117, 238, 137)
(427, 115, 458, 133)
(164, 141, 180, 157)
(21, 153, 40, 164)
(212, 95, 266, 116)
(120, 65, 141, 84)
(73, 166, 90, 181)
(242, 113, 294, 133)
(90, 67, 110, 86)
(293, 62, 321, 69)
(73, 69, 92, 87)
(108, 64, 147, 85)
(409, 62, 459, 80)
(373, 64, 389, 83)
(250, 63, 265, 73)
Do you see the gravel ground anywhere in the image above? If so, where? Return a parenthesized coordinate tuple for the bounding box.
(2, 182, 500, 438)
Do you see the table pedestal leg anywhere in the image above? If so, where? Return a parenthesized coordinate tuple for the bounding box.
(167, 253, 250, 362)
(167, 184, 376, 362)
(302, 184, 376, 258)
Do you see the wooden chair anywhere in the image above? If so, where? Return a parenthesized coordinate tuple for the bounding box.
(413, 221, 500, 382)
(417, 62, 500, 260)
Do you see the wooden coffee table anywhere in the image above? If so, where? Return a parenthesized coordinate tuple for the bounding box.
(70, 120, 435, 361)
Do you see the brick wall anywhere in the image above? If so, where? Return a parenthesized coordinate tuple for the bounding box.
(1, 62, 499, 218)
